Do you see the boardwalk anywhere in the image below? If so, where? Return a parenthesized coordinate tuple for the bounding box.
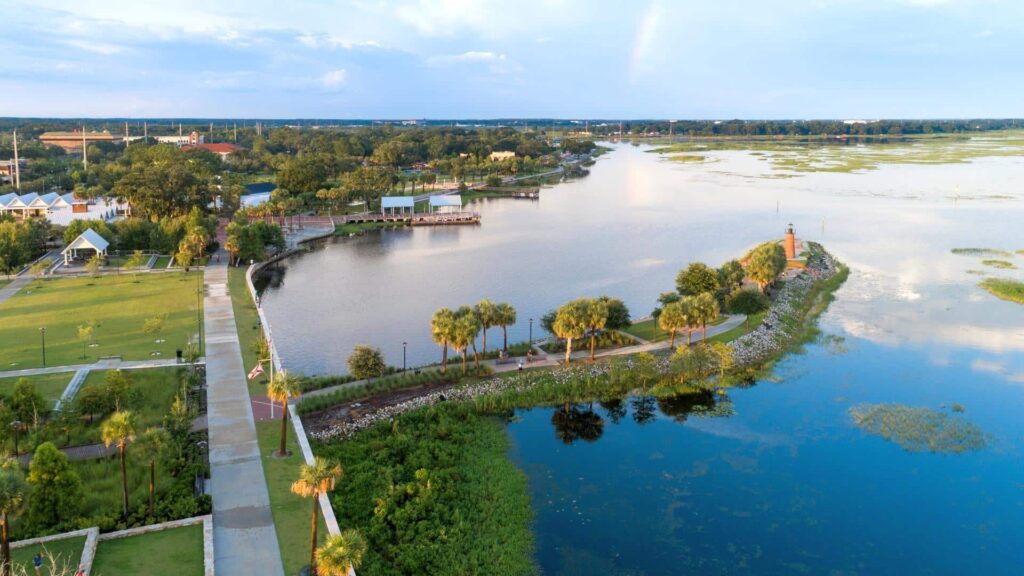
(203, 251, 284, 575)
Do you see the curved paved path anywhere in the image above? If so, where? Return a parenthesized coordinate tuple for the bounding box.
(203, 251, 284, 575)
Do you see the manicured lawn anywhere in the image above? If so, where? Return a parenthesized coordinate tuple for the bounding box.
(706, 311, 767, 345)
(11, 535, 85, 574)
(227, 266, 269, 396)
(0, 272, 203, 369)
(256, 419, 328, 576)
(91, 524, 204, 576)
(0, 371, 72, 403)
(0, 279, 10, 289)
(623, 315, 728, 343)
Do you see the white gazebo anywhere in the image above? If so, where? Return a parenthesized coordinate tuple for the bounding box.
(62, 228, 109, 265)
(429, 194, 462, 214)
(381, 196, 415, 216)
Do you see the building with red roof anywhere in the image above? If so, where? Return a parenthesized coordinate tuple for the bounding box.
(181, 142, 243, 159)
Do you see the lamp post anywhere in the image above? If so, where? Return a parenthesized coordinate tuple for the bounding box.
(196, 272, 203, 357)
(10, 421, 21, 457)
(40, 327, 46, 368)
(402, 342, 407, 372)
(529, 318, 533, 347)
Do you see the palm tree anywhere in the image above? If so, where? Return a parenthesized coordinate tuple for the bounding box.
(693, 292, 720, 342)
(455, 307, 482, 369)
(316, 530, 367, 576)
(658, 300, 689, 348)
(136, 427, 170, 518)
(267, 370, 301, 457)
(0, 457, 28, 576)
(583, 298, 609, 361)
(680, 296, 698, 345)
(430, 308, 456, 374)
(224, 235, 240, 266)
(553, 299, 589, 364)
(474, 299, 497, 356)
(291, 457, 343, 576)
(101, 410, 137, 519)
(494, 302, 517, 353)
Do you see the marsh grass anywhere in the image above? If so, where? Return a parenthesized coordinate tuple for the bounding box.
(951, 248, 1013, 257)
(979, 278, 1024, 304)
(849, 403, 987, 454)
(980, 259, 1016, 269)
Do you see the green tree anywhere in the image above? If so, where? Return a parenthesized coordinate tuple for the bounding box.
(124, 249, 147, 278)
(692, 292, 720, 342)
(430, 308, 456, 375)
(652, 291, 680, 320)
(316, 530, 367, 576)
(347, 345, 386, 380)
(494, 302, 517, 352)
(485, 173, 502, 187)
(291, 457, 343, 576)
(28, 257, 53, 277)
(10, 379, 45, 428)
(77, 324, 94, 360)
(175, 240, 195, 271)
(75, 384, 108, 423)
(583, 298, 609, 360)
(451, 307, 482, 373)
(553, 299, 589, 364)
(143, 315, 165, 340)
(726, 288, 769, 315)
(717, 259, 745, 291)
(658, 300, 691, 348)
(26, 442, 84, 530)
(598, 296, 631, 330)
(267, 370, 301, 457)
(709, 342, 735, 377)
(0, 222, 28, 276)
(634, 351, 660, 390)
(676, 262, 720, 296)
(136, 427, 170, 518)
(100, 411, 137, 519)
(84, 253, 102, 276)
(474, 300, 498, 356)
(746, 243, 787, 293)
(104, 369, 135, 412)
(0, 457, 28, 576)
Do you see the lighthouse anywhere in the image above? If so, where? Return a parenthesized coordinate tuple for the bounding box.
(784, 223, 796, 260)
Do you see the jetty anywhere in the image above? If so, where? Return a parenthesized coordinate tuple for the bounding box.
(335, 211, 480, 226)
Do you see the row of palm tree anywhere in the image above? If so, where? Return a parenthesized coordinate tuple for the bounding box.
(551, 297, 610, 363)
(431, 300, 517, 374)
(657, 292, 720, 347)
(291, 456, 366, 576)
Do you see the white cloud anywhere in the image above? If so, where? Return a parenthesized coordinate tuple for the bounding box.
(297, 33, 382, 50)
(427, 51, 506, 66)
(319, 69, 347, 88)
(63, 39, 123, 55)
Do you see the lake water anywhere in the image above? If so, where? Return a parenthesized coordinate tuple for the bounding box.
(258, 141, 1024, 573)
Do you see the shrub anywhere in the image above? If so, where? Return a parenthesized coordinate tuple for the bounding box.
(347, 344, 387, 380)
(726, 288, 770, 315)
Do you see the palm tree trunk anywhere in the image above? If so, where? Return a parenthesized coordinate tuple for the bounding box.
(461, 350, 468, 374)
(471, 340, 480, 368)
(565, 338, 573, 364)
(687, 329, 692, 346)
(440, 342, 448, 374)
(702, 323, 708, 342)
(279, 402, 289, 456)
(149, 459, 156, 517)
(2, 515, 10, 576)
(670, 330, 676, 348)
(119, 445, 129, 519)
(482, 330, 488, 356)
(309, 496, 319, 576)
(589, 332, 597, 360)
(502, 325, 509, 352)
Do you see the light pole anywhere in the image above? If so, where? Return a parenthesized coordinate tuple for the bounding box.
(40, 327, 46, 367)
(10, 421, 21, 457)
(529, 318, 533, 347)
(196, 273, 203, 356)
(402, 342, 407, 372)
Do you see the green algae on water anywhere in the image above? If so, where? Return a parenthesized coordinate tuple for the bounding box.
(849, 403, 987, 454)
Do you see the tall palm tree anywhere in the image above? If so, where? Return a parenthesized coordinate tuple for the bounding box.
(101, 411, 137, 519)
(553, 299, 589, 365)
(693, 292, 720, 342)
(680, 296, 698, 345)
(494, 302, 517, 353)
(455, 307, 482, 369)
(0, 457, 28, 576)
(136, 427, 170, 518)
(431, 308, 456, 375)
(224, 235, 239, 266)
(658, 300, 689, 348)
(267, 370, 301, 457)
(583, 298, 609, 361)
(291, 457, 343, 576)
(474, 299, 497, 356)
(316, 530, 367, 576)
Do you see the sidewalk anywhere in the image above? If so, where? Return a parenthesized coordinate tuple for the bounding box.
(203, 251, 284, 575)
(0, 357, 205, 379)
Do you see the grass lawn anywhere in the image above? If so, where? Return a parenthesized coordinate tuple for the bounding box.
(153, 256, 172, 269)
(91, 524, 204, 576)
(623, 315, 728, 343)
(69, 450, 176, 520)
(0, 279, 10, 289)
(11, 535, 85, 574)
(256, 419, 327, 576)
(37, 367, 183, 448)
(0, 272, 203, 370)
(227, 266, 270, 396)
(0, 371, 72, 403)
(706, 311, 767, 345)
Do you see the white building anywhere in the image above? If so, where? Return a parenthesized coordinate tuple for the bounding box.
(62, 228, 109, 265)
(0, 192, 128, 225)
(489, 151, 516, 161)
(154, 131, 205, 146)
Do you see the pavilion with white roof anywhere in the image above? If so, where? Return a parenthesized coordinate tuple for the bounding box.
(61, 228, 109, 265)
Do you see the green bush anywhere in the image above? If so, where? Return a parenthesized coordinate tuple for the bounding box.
(726, 288, 770, 315)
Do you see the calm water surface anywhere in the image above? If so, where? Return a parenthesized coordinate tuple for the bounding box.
(258, 142, 1024, 574)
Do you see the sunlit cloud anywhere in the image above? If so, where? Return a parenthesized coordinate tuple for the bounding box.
(318, 69, 347, 88)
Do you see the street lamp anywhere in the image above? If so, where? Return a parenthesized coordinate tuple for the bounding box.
(40, 327, 46, 368)
(402, 342, 407, 372)
(10, 421, 21, 457)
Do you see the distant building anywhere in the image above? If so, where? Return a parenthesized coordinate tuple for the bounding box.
(0, 159, 27, 183)
(489, 151, 516, 161)
(181, 142, 243, 160)
(155, 131, 204, 146)
(0, 192, 128, 225)
(39, 130, 121, 152)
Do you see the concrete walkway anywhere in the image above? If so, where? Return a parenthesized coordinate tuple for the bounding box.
(203, 252, 284, 575)
(0, 357, 205, 379)
(0, 275, 32, 306)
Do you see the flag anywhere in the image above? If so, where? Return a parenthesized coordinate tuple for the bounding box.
(248, 364, 265, 380)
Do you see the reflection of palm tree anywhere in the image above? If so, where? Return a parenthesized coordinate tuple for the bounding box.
(599, 398, 627, 424)
(551, 404, 605, 444)
(657, 390, 716, 423)
(630, 396, 658, 425)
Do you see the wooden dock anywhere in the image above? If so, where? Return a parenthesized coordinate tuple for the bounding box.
(334, 211, 481, 226)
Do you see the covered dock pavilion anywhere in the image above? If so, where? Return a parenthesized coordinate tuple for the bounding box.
(381, 196, 415, 216)
(429, 194, 462, 214)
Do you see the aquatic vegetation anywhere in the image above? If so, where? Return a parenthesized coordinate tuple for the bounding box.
(849, 403, 987, 454)
(965, 269, 987, 276)
(668, 154, 707, 163)
(979, 278, 1024, 304)
(980, 259, 1017, 269)
(951, 248, 1013, 257)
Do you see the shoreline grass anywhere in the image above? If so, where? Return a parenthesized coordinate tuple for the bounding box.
(980, 259, 1016, 269)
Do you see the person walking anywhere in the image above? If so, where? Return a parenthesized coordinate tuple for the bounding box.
(33, 550, 43, 575)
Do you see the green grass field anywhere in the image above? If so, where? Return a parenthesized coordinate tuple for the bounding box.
(91, 524, 204, 576)
(0, 273, 202, 370)
(69, 450, 175, 520)
(0, 279, 11, 289)
(0, 372, 72, 403)
(623, 315, 728, 343)
(256, 419, 327, 576)
(11, 535, 85, 574)
(706, 311, 767, 345)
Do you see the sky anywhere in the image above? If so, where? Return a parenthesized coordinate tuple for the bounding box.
(1, 0, 1022, 119)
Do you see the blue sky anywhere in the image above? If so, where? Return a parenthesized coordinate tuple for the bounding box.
(1, 0, 1021, 119)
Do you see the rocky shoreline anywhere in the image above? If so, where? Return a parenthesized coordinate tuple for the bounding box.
(310, 246, 844, 442)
